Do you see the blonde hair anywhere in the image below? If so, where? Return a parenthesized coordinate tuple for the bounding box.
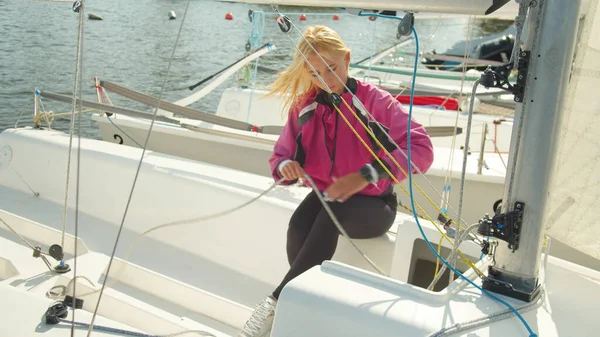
(266, 25, 351, 116)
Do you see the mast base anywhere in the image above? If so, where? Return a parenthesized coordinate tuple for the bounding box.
(482, 267, 542, 302)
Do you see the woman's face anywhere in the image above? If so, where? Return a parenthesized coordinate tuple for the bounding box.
(304, 51, 350, 94)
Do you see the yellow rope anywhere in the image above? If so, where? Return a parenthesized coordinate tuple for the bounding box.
(330, 98, 482, 275)
(341, 98, 464, 230)
(461, 258, 485, 278)
(398, 203, 428, 220)
(434, 235, 444, 279)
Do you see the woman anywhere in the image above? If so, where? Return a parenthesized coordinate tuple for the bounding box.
(238, 25, 434, 337)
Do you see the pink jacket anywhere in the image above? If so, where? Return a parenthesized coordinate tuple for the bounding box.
(269, 78, 434, 196)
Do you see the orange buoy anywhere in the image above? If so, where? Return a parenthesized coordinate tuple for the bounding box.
(299, 14, 307, 21)
(332, 15, 339, 21)
(225, 12, 233, 20)
(368, 16, 376, 21)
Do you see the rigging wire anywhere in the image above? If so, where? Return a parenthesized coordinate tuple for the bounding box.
(85, 1, 193, 336)
(70, 0, 86, 334)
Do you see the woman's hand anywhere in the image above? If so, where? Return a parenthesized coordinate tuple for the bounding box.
(280, 161, 304, 181)
(323, 172, 369, 202)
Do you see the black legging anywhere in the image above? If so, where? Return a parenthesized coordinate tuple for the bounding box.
(272, 190, 397, 299)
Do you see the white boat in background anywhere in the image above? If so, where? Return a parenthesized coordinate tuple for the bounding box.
(2, 1, 600, 337)
(92, 83, 514, 154)
(79, 81, 510, 226)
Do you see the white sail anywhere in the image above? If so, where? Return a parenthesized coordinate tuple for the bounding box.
(224, 0, 517, 16)
(545, 0, 600, 261)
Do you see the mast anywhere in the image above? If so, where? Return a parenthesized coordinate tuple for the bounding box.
(479, 0, 583, 301)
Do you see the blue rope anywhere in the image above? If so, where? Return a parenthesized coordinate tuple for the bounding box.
(360, 12, 537, 337)
(357, 12, 401, 20)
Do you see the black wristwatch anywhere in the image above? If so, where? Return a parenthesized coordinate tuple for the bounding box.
(359, 164, 377, 184)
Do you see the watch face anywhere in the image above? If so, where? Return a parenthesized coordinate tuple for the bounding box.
(360, 166, 374, 183)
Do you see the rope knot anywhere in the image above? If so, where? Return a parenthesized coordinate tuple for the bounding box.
(33, 111, 55, 126)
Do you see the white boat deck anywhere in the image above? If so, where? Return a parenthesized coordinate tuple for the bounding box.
(0, 235, 234, 337)
(1, 285, 145, 337)
(0, 187, 278, 309)
(2, 208, 600, 337)
(1, 127, 600, 336)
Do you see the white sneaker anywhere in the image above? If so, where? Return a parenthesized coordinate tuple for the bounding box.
(238, 295, 278, 337)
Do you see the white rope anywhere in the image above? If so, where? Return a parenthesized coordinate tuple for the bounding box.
(448, 79, 484, 282)
(456, 80, 481, 236)
(427, 223, 480, 290)
(46, 275, 97, 300)
(103, 178, 285, 287)
(88, 175, 385, 296)
(40, 170, 385, 333)
(444, 79, 482, 282)
(302, 175, 387, 275)
(33, 109, 95, 126)
(36, 97, 54, 129)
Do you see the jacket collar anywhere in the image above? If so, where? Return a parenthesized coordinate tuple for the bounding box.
(315, 77, 357, 107)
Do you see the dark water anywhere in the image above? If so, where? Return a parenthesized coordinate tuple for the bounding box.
(0, 0, 513, 139)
